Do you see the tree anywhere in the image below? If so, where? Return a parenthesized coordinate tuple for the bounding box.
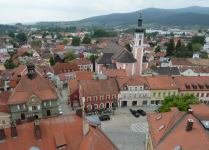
(63, 39, 69, 45)
(157, 93, 201, 112)
(125, 43, 132, 53)
(164, 42, 168, 46)
(49, 57, 56, 66)
(154, 45, 161, 53)
(87, 55, 99, 71)
(16, 33, 27, 42)
(4, 58, 16, 69)
(71, 37, 80, 46)
(31, 40, 41, 46)
(198, 29, 202, 33)
(193, 43, 202, 52)
(51, 32, 54, 39)
(186, 42, 193, 52)
(16, 62, 21, 67)
(8, 32, 15, 38)
(166, 39, 175, 56)
(82, 35, 91, 44)
(179, 44, 187, 53)
(96, 40, 99, 44)
(64, 50, 78, 63)
(175, 39, 181, 52)
(57, 34, 63, 39)
(149, 65, 157, 69)
(191, 35, 206, 45)
(201, 51, 208, 59)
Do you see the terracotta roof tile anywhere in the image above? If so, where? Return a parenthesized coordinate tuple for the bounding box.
(145, 47, 155, 51)
(102, 69, 127, 77)
(53, 63, 79, 75)
(75, 71, 94, 81)
(156, 52, 167, 57)
(146, 52, 157, 58)
(70, 58, 92, 65)
(0, 91, 11, 113)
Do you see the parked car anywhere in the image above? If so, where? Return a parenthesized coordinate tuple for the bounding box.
(58, 109, 63, 115)
(137, 109, 146, 116)
(99, 115, 110, 121)
(130, 109, 140, 117)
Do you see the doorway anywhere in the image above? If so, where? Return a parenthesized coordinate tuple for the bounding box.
(106, 103, 109, 108)
(132, 101, 137, 106)
(35, 115, 38, 119)
(122, 101, 127, 107)
(46, 110, 51, 116)
(20, 113, 25, 120)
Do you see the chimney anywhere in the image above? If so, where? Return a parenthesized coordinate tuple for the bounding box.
(11, 125, 18, 138)
(15, 118, 21, 125)
(27, 114, 35, 123)
(186, 119, 193, 132)
(34, 120, 41, 140)
(107, 76, 109, 80)
(83, 120, 89, 137)
(76, 108, 83, 118)
(96, 76, 99, 81)
(0, 128, 5, 141)
(152, 73, 154, 76)
(188, 109, 193, 114)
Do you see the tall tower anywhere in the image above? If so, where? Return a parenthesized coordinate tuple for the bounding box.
(133, 11, 144, 75)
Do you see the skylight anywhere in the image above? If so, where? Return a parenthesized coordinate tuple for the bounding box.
(173, 146, 182, 150)
(154, 84, 157, 87)
(158, 125, 165, 131)
(156, 115, 162, 121)
(171, 84, 173, 86)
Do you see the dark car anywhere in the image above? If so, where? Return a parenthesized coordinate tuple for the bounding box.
(137, 109, 146, 116)
(130, 109, 140, 117)
(99, 115, 110, 121)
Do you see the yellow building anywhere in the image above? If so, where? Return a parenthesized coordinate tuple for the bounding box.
(146, 76, 178, 106)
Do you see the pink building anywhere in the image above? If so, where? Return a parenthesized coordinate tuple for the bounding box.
(0, 52, 10, 63)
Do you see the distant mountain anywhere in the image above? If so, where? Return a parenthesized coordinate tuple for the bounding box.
(8, 22, 38, 25)
(36, 6, 209, 26)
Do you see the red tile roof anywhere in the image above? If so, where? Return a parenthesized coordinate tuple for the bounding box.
(102, 69, 127, 78)
(170, 58, 193, 66)
(0, 114, 118, 150)
(146, 52, 157, 58)
(12, 51, 27, 58)
(0, 91, 11, 113)
(70, 58, 92, 65)
(180, 66, 209, 73)
(146, 76, 178, 90)
(145, 47, 155, 51)
(18, 48, 31, 53)
(156, 52, 167, 57)
(53, 63, 79, 75)
(75, 71, 94, 81)
(7, 73, 58, 105)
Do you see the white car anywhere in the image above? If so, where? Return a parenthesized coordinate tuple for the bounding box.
(58, 109, 63, 115)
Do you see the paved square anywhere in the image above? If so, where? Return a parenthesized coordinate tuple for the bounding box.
(131, 123, 149, 132)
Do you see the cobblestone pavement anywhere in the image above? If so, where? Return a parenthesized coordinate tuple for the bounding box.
(101, 106, 157, 150)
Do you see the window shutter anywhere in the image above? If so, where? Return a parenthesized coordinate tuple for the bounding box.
(44, 102, 46, 106)
(37, 105, 40, 110)
(29, 106, 32, 111)
(49, 101, 51, 106)
(17, 105, 20, 110)
(23, 105, 25, 109)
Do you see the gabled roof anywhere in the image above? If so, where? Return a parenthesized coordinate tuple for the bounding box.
(156, 52, 167, 57)
(146, 52, 157, 58)
(12, 51, 27, 58)
(0, 91, 11, 113)
(151, 67, 180, 75)
(113, 49, 136, 63)
(75, 71, 94, 81)
(101, 42, 125, 56)
(70, 58, 92, 65)
(145, 47, 155, 51)
(7, 73, 58, 105)
(53, 63, 79, 75)
(102, 69, 127, 77)
(0, 114, 118, 150)
(95, 53, 114, 64)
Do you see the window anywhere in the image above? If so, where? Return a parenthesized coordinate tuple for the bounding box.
(94, 97, 97, 101)
(130, 87, 132, 91)
(197, 93, 199, 97)
(181, 93, 184, 96)
(100, 96, 103, 100)
(32, 106, 38, 110)
(168, 92, 171, 96)
(145, 94, 147, 97)
(139, 94, 141, 98)
(153, 93, 156, 97)
(64, 70, 66, 72)
(60, 70, 62, 72)
(19, 104, 25, 110)
(87, 105, 91, 110)
(20, 113, 25, 120)
(88, 97, 91, 102)
(158, 93, 161, 97)
(113, 95, 116, 99)
(32, 98, 34, 101)
(94, 105, 98, 109)
(46, 110, 51, 116)
(188, 71, 190, 73)
(124, 94, 126, 98)
(129, 94, 132, 98)
(46, 101, 51, 106)
(100, 104, 104, 108)
(140, 87, 142, 91)
(207, 93, 209, 97)
(163, 92, 166, 97)
(135, 87, 137, 91)
(2, 120, 6, 124)
(173, 92, 176, 95)
(143, 101, 147, 105)
(151, 101, 154, 104)
(201, 93, 204, 97)
(74, 95, 77, 98)
(134, 94, 137, 98)
(107, 96, 109, 100)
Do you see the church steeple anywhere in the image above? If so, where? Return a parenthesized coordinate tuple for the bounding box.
(135, 10, 144, 33)
(27, 62, 36, 80)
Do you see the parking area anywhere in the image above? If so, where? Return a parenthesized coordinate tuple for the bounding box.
(101, 106, 157, 150)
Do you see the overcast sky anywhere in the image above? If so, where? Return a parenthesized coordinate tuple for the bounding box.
(1, 0, 209, 24)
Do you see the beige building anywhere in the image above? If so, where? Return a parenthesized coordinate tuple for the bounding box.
(70, 58, 93, 71)
(0, 113, 11, 128)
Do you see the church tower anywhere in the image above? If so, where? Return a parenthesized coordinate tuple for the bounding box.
(133, 11, 144, 75)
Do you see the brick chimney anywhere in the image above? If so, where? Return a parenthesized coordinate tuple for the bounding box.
(186, 119, 193, 132)
(96, 76, 99, 81)
(11, 125, 18, 138)
(15, 118, 21, 125)
(76, 108, 83, 118)
(83, 120, 89, 137)
(0, 127, 5, 141)
(188, 109, 193, 114)
(34, 120, 41, 140)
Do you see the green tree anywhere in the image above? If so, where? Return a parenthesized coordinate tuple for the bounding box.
(71, 37, 80, 46)
(179, 44, 187, 53)
(125, 43, 132, 53)
(16, 62, 21, 67)
(96, 40, 99, 44)
(51, 32, 54, 39)
(198, 29, 202, 33)
(64, 50, 78, 63)
(82, 35, 91, 44)
(154, 45, 161, 53)
(175, 39, 181, 52)
(87, 55, 99, 71)
(63, 39, 69, 45)
(31, 40, 41, 46)
(4, 58, 16, 69)
(49, 57, 56, 66)
(57, 34, 63, 39)
(193, 43, 202, 52)
(201, 51, 208, 59)
(8, 32, 15, 38)
(15, 33, 27, 42)
(157, 93, 201, 112)
(149, 65, 157, 69)
(186, 42, 193, 52)
(191, 35, 206, 45)
(164, 42, 168, 46)
(166, 39, 175, 56)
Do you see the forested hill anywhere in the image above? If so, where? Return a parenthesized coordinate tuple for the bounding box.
(36, 6, 209, 26)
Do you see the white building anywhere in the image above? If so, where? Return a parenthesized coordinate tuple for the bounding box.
(0, 45, 7, 53)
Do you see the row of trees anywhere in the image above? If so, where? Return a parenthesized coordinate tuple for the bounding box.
(92, 29, 118, 38)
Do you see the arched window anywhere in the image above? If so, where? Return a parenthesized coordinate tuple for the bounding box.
(100, 104, 104, 109)
(139, 40, 141, 46)
(87, 105, 91, 110)
(94, 104, 98, 109)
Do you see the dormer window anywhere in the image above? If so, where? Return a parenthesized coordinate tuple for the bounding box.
(185, 83, 190, 89)
(60, 70, 62, 73)
(205, 83, 209, 89)
(64, 70, 66, 72)
(191, 83, 197, 89)
(198, 83, 204, 89)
